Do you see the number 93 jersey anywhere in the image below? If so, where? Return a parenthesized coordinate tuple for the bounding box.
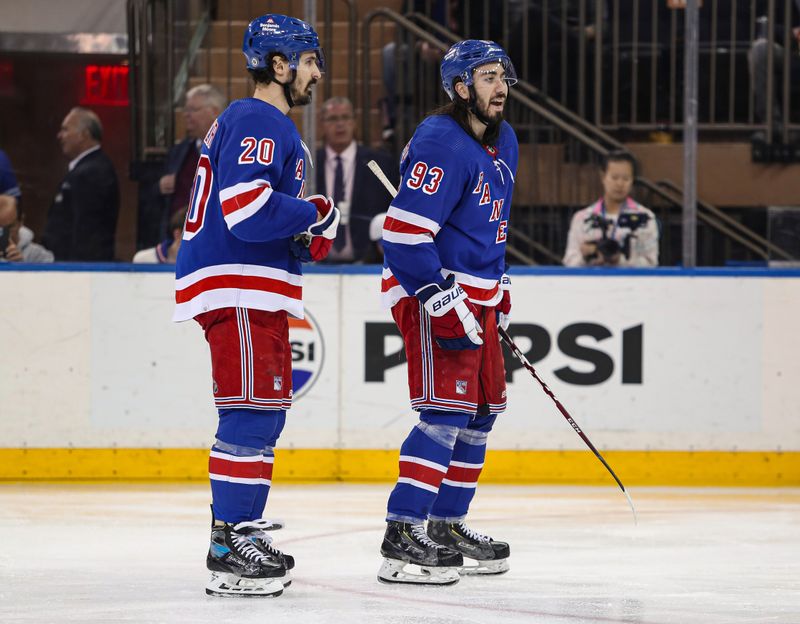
(173, 98, 318, 323)
(380, 114, 519, 309)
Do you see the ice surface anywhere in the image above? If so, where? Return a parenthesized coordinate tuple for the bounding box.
(1, 483, 798, 624)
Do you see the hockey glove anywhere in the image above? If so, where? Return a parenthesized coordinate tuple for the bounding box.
(495, 273, 511, 331)
(416, 275, 483, 350)
(290, 195, 341, 262)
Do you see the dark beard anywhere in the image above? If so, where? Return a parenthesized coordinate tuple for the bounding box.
(291, 81, 315, 106)
(476, 98, 504, 125)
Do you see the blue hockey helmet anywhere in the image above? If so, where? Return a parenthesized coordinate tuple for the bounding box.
(440, 39, 517, 100)
(242, 14, 325, 72)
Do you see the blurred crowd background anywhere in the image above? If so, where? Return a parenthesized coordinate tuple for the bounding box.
(0, 0, 798, 267)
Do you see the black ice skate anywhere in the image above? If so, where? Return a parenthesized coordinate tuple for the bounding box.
(377, 521, 462, 586)
(245, 518, 295, 587)
(206, 518, 287, 597)
(427, 520, 510, 575)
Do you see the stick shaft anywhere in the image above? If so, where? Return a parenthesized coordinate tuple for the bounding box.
(372, 157, 636, 521)
(499, 327, 631, 497)
(367, 159, 398, 198)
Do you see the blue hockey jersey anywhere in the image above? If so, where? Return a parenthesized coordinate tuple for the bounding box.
(381, 114, 518, 308)
(173, 98, 318, 322)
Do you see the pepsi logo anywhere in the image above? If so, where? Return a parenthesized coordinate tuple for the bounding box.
(288, 309, 324, 400)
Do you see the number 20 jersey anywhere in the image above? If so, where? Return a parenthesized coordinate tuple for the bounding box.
(173, 98, 317, 323)
(381, 114, 519, 308)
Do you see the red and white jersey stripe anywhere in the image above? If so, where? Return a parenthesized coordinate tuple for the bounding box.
(208, 450, 273, 486)
(219, 180, 274, 228)
(380, 266, 501, 309)
(397, 455, 449, 494)
(382, 206, 440, 246)
(443, 269, 502, 306)
(173, 263, 303, 322)
(380, 266, 407, 309)
(440, 460, 484, 489)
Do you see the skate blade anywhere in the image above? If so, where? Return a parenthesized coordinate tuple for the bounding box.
(377, 558, 460, 586)
(459, 557, 510, 576)
(206, 572, 284, 597)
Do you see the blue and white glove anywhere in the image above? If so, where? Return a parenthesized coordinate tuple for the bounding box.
(495, 273, 511, 331)
(416, 275, 483, 350)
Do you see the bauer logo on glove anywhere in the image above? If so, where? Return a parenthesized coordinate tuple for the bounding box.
(416, 275, 483, 351)
(430, 284, 466, 314)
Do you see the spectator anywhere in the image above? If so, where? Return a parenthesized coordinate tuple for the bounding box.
(563, 151, 659, 267)
(315, 97, 397, 263)
(132, 206, 187, 264)
(748, 1, 800, 139)
(42, 107, 119, 261)
(158, 85, 226, 234)
(0, 199, 53, 263)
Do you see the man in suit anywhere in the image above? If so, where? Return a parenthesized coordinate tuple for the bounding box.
(42, 107, 119, 261)
(156, 84, 226, 238)
(315, 97, 397, 263)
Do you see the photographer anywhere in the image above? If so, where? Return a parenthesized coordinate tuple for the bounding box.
(563, 151, 659, 267)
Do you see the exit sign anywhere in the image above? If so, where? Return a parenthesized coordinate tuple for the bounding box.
(82, 64, 129, 106)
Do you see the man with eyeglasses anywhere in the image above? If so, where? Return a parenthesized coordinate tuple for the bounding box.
(316, 96, 397, 263)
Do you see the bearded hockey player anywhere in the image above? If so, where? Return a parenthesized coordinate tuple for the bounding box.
(173, 14, 339, 597)
(377, 39, 518, 585)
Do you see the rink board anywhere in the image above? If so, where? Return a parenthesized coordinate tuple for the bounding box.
(1, 266, 799, 484)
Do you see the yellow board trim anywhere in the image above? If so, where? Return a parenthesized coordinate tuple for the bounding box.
(0, 449, 798, 485)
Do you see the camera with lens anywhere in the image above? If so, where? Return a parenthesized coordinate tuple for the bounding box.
(583, 212, 650, 263)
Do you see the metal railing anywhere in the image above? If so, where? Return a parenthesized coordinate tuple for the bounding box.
(128, 0, 359, 164)
(377, 0, 798, 139)
(128, 0, 211, 163)
(361, 4, 798, 266)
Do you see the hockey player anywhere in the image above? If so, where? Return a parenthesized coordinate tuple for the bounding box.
(173, 14, 340, 597)
(377, 40, 518, 585)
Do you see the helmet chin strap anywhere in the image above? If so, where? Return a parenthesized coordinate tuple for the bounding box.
(264, 57, 297, 108)
(272, 69, 297, 108)
(280, 70, 297, 108)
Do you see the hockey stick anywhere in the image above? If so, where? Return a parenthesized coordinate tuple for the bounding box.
(368, 159, 399, 197)
(367, 158, 637, 522)
(498, 327, 637, 523)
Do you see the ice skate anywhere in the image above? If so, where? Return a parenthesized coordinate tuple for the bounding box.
(245, 518, 295, 587)
(377, 521, 462, 586)
(205, 518, 287, 597)
(427, 520, 510, 575)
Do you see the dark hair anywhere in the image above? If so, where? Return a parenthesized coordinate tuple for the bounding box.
(601, 150, 637, 177)
(430, 93, 503, 147)
(247, 53, 287, 86)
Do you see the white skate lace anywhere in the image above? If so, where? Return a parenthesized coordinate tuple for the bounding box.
(411, 523, 444, 549)
(457, 521, 491, 543)
(230, 521, 272, 563)
(243, 518, 285, 557)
